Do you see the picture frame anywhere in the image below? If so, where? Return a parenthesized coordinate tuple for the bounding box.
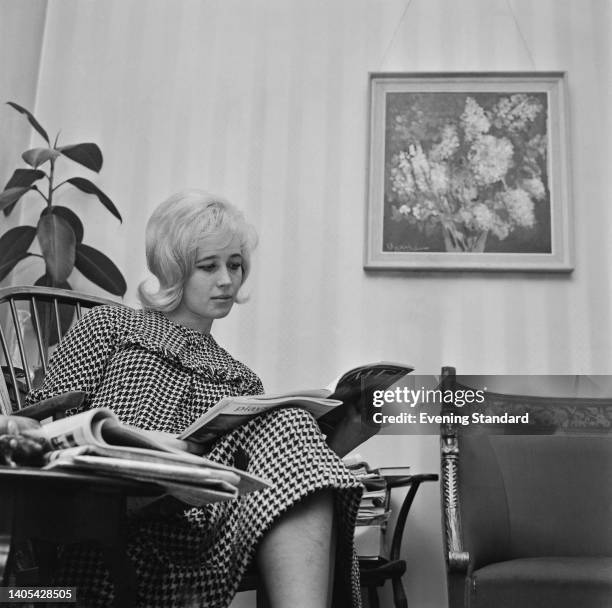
(364, 72, 573, 272)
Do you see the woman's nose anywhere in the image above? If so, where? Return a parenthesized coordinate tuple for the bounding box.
(217, 267, 232, 286)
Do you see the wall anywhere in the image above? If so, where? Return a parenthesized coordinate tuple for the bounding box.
(0, 0, 47, 233)
(2, 1, 611, 606)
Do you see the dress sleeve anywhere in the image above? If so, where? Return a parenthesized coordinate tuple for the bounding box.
(26, 305, 121, 407)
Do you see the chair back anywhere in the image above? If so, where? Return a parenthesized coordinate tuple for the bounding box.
(439, 366, 612, 608)
(0, 286, 120, 414)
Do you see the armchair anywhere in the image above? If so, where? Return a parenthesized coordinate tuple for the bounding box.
(0, 286, 140, 606)
(440, 366, 612, 608)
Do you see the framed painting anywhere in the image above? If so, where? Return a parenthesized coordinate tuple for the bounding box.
(364, 72, 573, 271)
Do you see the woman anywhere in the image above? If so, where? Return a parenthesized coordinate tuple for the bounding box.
(27, 190, 364, 608)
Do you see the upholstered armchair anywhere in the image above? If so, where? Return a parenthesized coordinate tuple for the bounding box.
(439, 367, 612, 608)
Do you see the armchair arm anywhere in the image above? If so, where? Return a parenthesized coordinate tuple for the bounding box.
(439, 367, 471, 574)
(385, 473, 439, 562)
(11, 391, 87, 421)
(441, 433, 471, 573)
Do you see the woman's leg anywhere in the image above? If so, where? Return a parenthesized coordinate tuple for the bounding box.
(256, 489, 336, 608)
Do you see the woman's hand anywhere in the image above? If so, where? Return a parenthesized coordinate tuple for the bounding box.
(0, 415, 46, 467)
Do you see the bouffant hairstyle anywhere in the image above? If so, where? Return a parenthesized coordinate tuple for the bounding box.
(138, 189, 257, 311)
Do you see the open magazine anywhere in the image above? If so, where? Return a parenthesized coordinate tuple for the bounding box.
(32, 408, 270, 506)
(178, 390, 343, 444)
(178, 360, 414, 444)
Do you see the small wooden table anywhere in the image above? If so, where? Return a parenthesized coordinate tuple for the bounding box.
(0, 466, 163, 607)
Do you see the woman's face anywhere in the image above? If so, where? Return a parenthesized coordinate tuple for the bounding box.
(172, 231, 244, 332)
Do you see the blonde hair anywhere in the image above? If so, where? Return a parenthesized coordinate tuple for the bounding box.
(138, 189, 257, 311)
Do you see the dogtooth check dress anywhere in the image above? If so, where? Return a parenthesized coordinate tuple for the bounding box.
(27, 305, 363, 608)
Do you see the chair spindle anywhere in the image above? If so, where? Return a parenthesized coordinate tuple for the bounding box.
(29, 296, 48, 376)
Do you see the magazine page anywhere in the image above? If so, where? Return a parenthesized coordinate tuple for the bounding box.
(43, 444, 271, 494)
(154, 479, 240, 506)
(32, 406, 205, 455)
(46, 454, 240, 488)
(327, 361, 415, 395)
(99, 418, 195, 455)
(178, 393, 342, 444)
(31, 408, 190, 455)
(33, 408, 116, 450)
(45, 456, 239, 506)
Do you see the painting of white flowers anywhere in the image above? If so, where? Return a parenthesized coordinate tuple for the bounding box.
(365, 73, 572, 271)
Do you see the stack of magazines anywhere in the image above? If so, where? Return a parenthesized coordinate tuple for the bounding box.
(30, 408, 270, 507)
(344, 458, 391, 560)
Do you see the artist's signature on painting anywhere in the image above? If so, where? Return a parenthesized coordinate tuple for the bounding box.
(385, 242, 432, 252)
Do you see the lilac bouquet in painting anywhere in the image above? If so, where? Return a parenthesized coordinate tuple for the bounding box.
(384, 92, 550, 253)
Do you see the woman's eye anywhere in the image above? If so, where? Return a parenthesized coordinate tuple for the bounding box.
(229, 263, 243, 272)
(198, 264, 217, 272)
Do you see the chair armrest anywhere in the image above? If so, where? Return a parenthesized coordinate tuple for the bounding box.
(386, 473, 439, 561)
(12, 391, 87, 421)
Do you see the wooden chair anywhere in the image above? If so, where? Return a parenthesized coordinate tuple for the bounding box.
(439, 366, 612, 608)
(0, 286, 138, 606)
(0, 285, 119, 415)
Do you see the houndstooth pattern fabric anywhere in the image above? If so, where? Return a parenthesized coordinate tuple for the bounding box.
(28, 306, 363, 608)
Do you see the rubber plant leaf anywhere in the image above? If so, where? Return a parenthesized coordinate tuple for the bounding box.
(42, 206, 84, 243)
(0, 226, 36, 281)
(2, 169, 45, 216)
(37, 213, 76, 284)
(22, 148, 61, 169)
(75, 243, 126, 296)
(6, 101, 49, 144)
(33, 274, 74, 347)
(65, 177, 122, 222)
(57, 143, 103, 172)
(0, 187, 33, 212)
(4, 168, 46, 189)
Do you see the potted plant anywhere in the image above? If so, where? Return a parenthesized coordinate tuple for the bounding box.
(0, 102, 126, 296)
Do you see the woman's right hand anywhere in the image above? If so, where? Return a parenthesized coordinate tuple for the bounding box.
(0, 415, 46, 467)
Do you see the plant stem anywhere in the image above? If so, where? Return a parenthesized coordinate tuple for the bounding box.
(51, 180, 67, 193)
(47, 158, 55, 207)
(32, 186, 49, 204)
